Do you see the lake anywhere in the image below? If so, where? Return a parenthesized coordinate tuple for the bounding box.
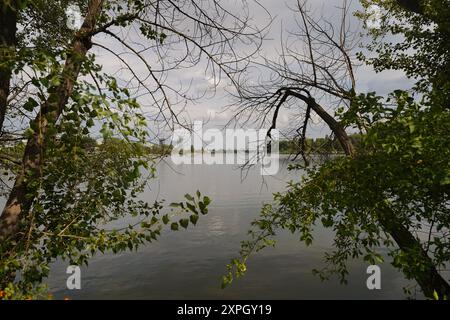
(46, 154, 415, 299)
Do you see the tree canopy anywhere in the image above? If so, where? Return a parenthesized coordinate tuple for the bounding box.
(0, 0, 263, 298)
(224, 0, 450, 299)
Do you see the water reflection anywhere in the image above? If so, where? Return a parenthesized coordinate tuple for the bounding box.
(45, 155, 415, 299)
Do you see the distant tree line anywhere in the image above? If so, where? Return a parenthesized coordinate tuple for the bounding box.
(278, 134, 363, 154)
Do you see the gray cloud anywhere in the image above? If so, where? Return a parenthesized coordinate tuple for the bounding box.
(92, 0, 411, 139)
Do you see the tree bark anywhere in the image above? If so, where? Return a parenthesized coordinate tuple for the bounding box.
(284, 89, 355, 156)
(0, 0, 104, 241)
(315, 97, 449, 298)
(0, 0, 18, 134)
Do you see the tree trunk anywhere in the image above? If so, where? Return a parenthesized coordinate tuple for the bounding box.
(0, 0, 18, 134)
(285, 88, 449, 299)
(0, 0, 104, 241)
(379, 211, 450, 298)
(286, 90, 355, 156)
(323, 106, 450, 299)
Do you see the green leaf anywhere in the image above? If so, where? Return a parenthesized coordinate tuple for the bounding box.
(169, 202, 181, 207)
(440, 176, 450, 185)
(186, 202, 198, 214)
(170, 222, 179, 231)
(433, 290, 439, 300)
(190, 214, 199, 225)
(199, 202, 208, 215)
(86, 118, 94, 127)
(24, 127, 35, 138)
(203, 196, 211, 206)
(179, 219, 189, 229)
(23, 98, 39, 112)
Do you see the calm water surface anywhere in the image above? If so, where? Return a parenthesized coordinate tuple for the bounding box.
(46, 154, 413, 299)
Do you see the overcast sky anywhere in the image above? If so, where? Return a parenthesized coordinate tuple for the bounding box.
(92, 0, 412, 141)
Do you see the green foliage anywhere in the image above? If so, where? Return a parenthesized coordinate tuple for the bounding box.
(1, 1, 213, 297)
(357, 0, 450, 102)
(225, 0, 450, 297)
(0, 50, 211, 292)
(225, 103, 449, 290)
(279, 134, 363, 155)
(0, 282, 50, 300)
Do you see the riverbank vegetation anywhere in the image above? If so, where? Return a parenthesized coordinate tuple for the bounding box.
(224, 0, 450, 299)
(0, 0, 262, 298)
(0, 0, 448, 300)
(278, 134, 363, 155)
